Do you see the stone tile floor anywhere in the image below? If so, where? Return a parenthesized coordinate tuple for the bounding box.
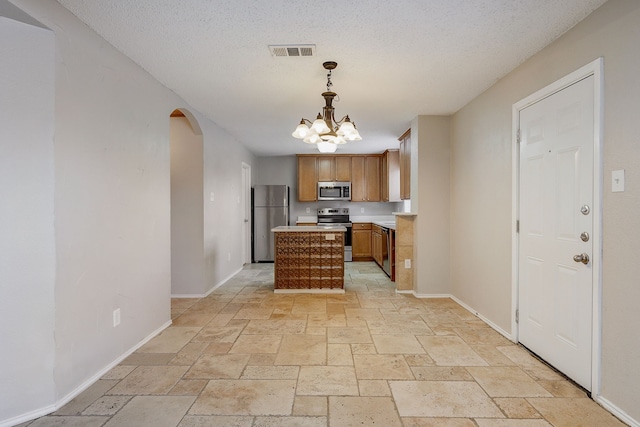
(24, 262, 626, 426)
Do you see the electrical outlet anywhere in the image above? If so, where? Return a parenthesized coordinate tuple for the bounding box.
(227, 252, 231, 262)
(306, 207, 310, 213)
(210, 192, 215, 202)
(404, 259, 411, 269)
(360, 208, 365, 213)
(113, 308, 121, 327)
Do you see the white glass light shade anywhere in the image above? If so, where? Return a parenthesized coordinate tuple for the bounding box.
(311, 117, 331, 134)
(345, 128, 362, 141)
(337, 120, 355, 136)
(317, 141, 338, 153)
(333, 135, 347, 145)
(303, 132, 322, 144)
(292, 122, 311, 139)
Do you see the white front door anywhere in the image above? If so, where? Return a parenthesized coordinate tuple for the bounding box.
(518, 75, 594, 390)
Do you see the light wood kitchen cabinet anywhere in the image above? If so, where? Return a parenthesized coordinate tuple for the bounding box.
(297, 156, 317, 201)
(382, 149, 401, 202)
(352, 222, 372, 260)
(372, 224, 383, 266)
(351, 155, 381, 202)
(399, 129, 411, 200)
(335, 156, 352, 181)
(317, 156, 351, 181)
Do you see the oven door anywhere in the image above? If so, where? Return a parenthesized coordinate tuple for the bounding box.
(344, 223, 352, 262)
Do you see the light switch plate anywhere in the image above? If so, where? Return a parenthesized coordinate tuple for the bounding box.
(405, 259, 411, 269)
(612, 170, 625, 192)
(113, 308, 121, 327)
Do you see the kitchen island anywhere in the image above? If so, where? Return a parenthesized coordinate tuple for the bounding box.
(271, 226, 346, 293)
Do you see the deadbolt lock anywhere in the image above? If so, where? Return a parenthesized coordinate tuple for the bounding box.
(580, 232, 590, 242)
(580, 205, 590, 215)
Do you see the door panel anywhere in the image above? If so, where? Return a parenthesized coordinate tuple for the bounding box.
(518, 75, 594, 390)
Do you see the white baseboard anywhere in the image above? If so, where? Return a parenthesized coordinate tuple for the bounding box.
(0, 404, 56, 427)
(54, 320, 172, 409)
(171, 266, 244, 299)
(449, 295, 514, 342)
(406, 291, 513, 341)
(409, 292, 638, 425)
(1, 320, 172, 427)
(596, 395, 640, 427)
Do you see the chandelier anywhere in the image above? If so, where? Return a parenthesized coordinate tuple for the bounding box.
(291, 61, 361, 153)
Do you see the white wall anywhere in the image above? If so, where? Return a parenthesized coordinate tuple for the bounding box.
(0, 14, 55, 421)
(170, 115, 205, 295)
(449, 0, 640, 422)
(2, 0, 255, 423)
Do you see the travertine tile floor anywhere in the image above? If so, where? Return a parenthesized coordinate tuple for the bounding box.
(25, 262, 626, 427)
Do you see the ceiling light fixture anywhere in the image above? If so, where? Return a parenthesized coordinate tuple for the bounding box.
(292, 61, 361, 153)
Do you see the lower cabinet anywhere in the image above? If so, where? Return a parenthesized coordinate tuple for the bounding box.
(352, 222, 372, 260)
(372, 225, 383, 267)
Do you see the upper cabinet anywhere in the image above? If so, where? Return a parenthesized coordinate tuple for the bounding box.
(382, 149, 400, 202)
(398, 129, 411, 200)
(297, 156, 317, 201)
(297, 154, 382, 202)
(351, 155, 381, 202)
(317, 156, 351, 182)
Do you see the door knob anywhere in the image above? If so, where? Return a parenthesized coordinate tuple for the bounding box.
(573, 253, 590, 265)
(580, 232, 590, 242)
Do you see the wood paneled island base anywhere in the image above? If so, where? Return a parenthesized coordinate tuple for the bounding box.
(272, 226, 346, 293)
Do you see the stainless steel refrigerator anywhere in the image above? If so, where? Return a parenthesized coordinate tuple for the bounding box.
(253, 185, 289, 262)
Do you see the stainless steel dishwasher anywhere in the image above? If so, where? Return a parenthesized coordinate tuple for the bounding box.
(381, 226, 391, 277)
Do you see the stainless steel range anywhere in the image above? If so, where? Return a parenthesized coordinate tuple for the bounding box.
(317, 208, 352, 262)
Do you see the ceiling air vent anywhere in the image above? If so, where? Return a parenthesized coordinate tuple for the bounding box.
(269, 44, 316, 57)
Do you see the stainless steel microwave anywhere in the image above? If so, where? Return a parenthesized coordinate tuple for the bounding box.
(318, 181, 351, 201)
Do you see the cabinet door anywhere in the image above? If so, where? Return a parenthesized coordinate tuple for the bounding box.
(399, 129, 411, 200)
(365, 156, 381, 202)
(297, 156, 317, 201)
(335, 156, 352, 181)
(372, 231, 382, 266)
(381, 153, 389, 201)
(317, 156, 335, 182)
(352, 229, 372, 258)
(383, 149, 400, 202)
(351, 156, 365, 202)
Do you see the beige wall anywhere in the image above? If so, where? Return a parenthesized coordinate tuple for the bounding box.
(449, 0, 640, 421)
(2, 0, 255, 423)
(170, 116, 204, 295)
(412, 116, 451, 295)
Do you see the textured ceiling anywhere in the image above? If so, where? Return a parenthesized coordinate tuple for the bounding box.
(56, 0, 607, 156)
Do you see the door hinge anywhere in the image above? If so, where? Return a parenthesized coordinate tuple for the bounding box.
(515, 309, 519, 324)
(516, 220, 519, 233)
(516, 129, 521, 144)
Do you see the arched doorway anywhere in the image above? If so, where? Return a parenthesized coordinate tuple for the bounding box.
(169, 109, 205, 295)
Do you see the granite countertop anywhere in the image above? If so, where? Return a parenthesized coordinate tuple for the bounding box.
(272, 225, 346, 232)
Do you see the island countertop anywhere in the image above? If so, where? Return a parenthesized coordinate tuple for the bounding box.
(272, 225, 346, 232)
